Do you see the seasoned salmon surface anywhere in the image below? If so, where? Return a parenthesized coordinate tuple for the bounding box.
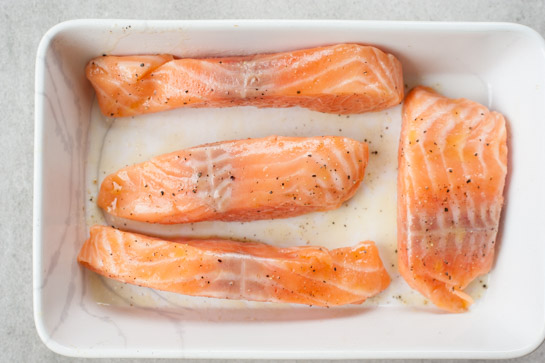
(86, 44, 403, 117)
(98, 135, 369, 224)
(78, 225, 391, 307)
(398, 86, 507, 313)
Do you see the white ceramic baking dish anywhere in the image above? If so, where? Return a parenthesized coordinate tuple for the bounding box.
(34, 19, 545, 359)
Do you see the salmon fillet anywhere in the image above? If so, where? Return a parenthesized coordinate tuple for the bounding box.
(78, 225, 391, 307)
(398, 86, 508, 313)
(98, 135, 368, 224)
(86, 44, 403, 117)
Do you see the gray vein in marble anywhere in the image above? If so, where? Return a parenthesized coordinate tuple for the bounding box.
(94, 274, 187, 348)
(78, 270, 128, 349)
(45, 55, 74, 154)
(150, 290, 197, 310)
(37, 73, 75, 290)
(46, 275, 75, 343)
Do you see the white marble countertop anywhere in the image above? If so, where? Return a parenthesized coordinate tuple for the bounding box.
(1, 0, 544, 362)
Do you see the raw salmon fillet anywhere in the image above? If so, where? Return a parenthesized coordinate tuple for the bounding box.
(78, 225, 391, 307)
(86, 44, 403, 117)
(398, 86, 508, 313)
(98, 135, 368, 224)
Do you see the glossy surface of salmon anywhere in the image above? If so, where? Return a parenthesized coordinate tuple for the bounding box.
(398, 87, 507, 313)
(86, 44, 403, 117)
(78, 225, 391, 307)
(98, 136, 368, 224)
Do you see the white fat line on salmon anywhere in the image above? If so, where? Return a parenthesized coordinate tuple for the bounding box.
(153, 64, 219, 99)
(213, 179, 233, 211)
(479, 203, 490, 228)
(434, 226, 450, 254)
(101, 230, 122, 274)
(239, 147, 354, 182)
(451, 227, 464, 255)
(137, 79, 166, 109)
(194, 62, 243, 95)
(144, 77, 171, 109)
(171, 249, 325, 265)
(92, 233, 107, 269)
(123, 55, 171, 71)
(403, 147, 429, 232)
(162, 272, 274, 294)
(493, 117, 508, 174)
(240, 150, 313, 170)
(336, 261, 381, 275)
(415, 233, 450, 260)
(201, 148, 233, 212)
(345, 142, 362, 172)
(112, 181, 122, 193)
(370, 47, 397, 94)
(388, 53, 403, 91)
(241, 59, 255, 99)
(308, 152, 345, 192)
(400, 155, 417, 264)
(116, 170, 130, 183)
(422, 270, 461, 292)
(407, 99, 435, 124)
(287, 47, 335, 69)
(239, 257, 247, 297)
(330, 147, 353, 182)
(409, 225, 498, 236)
(126, 239, 174, 253)
(489, 199, 503, 226)
(320, 77, 381, 94)
(93, 82, 137, 115)
(97, 239, 380, 292)
(476, 231, 496, 262)
(456, 114, 479, 229)
(193, 277, 330, 306)
(101, 77, 140, 100)
(313, 176, 337, 204)
(471, 110, 495, 180)
(147, 158, 189, 179)
(260, 259, 371, 298)
(198, 59, 244, 77)
(409, 92, 438, 119)
(115, 61, 150, 82)
(429, 102, 463, 225)
(383, 52, 402, 93)
(124, 58, 169, 81)
(112, 253, 202, 267)
(479, 200, 498, 229)
(202, 271, 289, 287)
(462, 230, 479, 267)
(266, 252, 382, 282)
(106, 197, 118, 213)
(258, 56, 371, 93)
(118, 232, 140, 275)
(139, 273, 224, 286)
